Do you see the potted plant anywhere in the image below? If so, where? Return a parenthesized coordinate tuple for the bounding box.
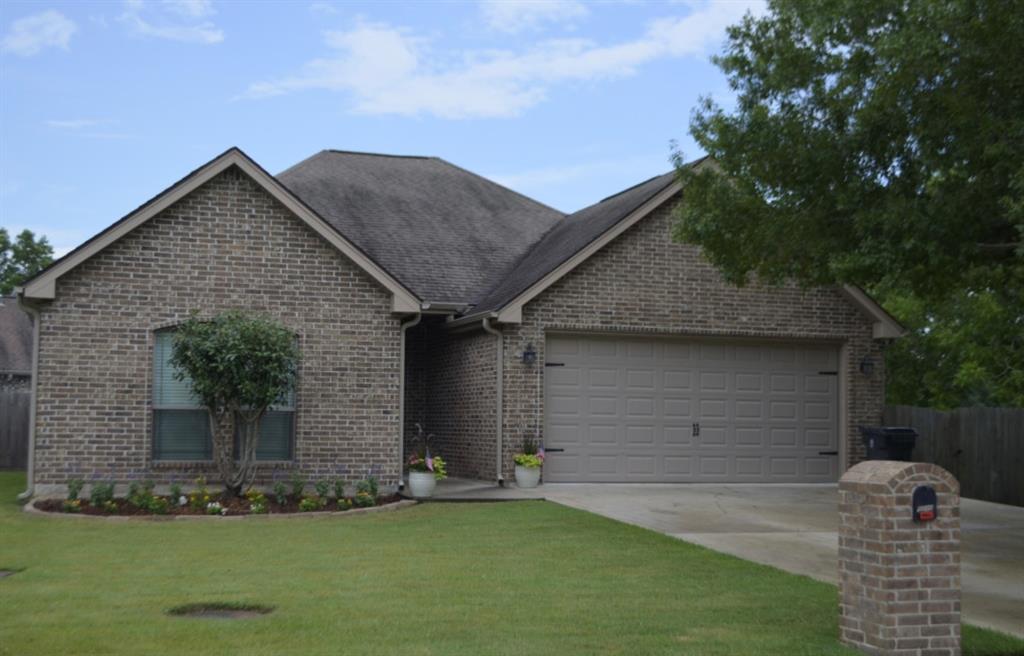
(407, 423, 447, 498)
(514, 436, 544, 489)
(407, 453, 447, 498)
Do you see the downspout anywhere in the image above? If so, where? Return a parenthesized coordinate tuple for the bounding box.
(16, 293, 40, 502)
(481, 318, 504, 484)
(398, 313, 421, 490)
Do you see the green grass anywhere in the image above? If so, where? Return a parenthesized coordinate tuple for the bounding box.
(0, 472, 1021, 656)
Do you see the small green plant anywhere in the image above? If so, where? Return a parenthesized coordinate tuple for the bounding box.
(169, 481, 182, 500)
(336, 497, 352, 511)
(66, 479, 84, 501)
(353, 490, 375, 508)
(298, 495, 325, 512)
(315, 480, 330, 498)
(246, 489, 268, 514)
(62, 499, 82, 513)
(514, 454, 543, 468)
(356, 476, 379, 499)
(89, 481, 115, 508)
(127, 481, 140, 503)
(333, 478, 346, 500)
(272, 481, 288, 506)
(205, 501, 226, 516)
(289, 471, 306, 500)
(147, 496, 170, 515)
(128, 480, 158, 509)
(102, 500, 117, 513)
(407, 454, 448, 480)
(189, 476, 211, 511)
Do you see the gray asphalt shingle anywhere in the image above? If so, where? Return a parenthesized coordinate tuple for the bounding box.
(277, 150, 564, 305)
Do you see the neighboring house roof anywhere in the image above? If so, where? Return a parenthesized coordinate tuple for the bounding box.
(276, 150, 563, 305)
(0, 296, 32, 376)
(18, 148, 421, 313)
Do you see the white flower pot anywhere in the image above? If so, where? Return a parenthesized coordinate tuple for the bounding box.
(407, 471, 437, 498)
(515, 465, 541, 489)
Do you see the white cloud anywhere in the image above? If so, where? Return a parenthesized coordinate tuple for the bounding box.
(309, 2, 339, 15)
(119, 0, 223, 44)
(243, 1, 764, 119)
(480, 0, 588, 33)
(161, 0, 215, 18)
(1, 10, 77, 57)
(45, 118, 105, 129)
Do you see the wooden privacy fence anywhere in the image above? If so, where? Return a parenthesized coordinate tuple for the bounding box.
(0, 388, 30, 469)
(883, 405, 1024, 507)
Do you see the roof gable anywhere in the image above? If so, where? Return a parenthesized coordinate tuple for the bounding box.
(19, 148, 420, 313)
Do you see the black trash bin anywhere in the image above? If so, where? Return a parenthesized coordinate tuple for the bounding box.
(859, 426, 918, 461)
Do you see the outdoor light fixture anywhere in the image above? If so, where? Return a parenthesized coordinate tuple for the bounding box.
(521, 342, 537, 366)
(859, 355, 875, 376)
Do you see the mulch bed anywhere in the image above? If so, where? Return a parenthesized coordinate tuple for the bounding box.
(34, 494, 404, 517)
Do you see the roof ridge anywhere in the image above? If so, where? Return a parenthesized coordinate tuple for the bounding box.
(596, 171, 672, 204)
(324, 149, 434, 160)
(432, 157, 567, 217)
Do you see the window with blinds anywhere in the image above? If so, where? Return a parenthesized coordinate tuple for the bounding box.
(152, 330, 295, 461)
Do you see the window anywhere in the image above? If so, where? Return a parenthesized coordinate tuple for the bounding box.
(152, 330, 295, 461)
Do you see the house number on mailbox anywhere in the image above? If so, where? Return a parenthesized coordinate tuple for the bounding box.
(912, 486, 938, 523)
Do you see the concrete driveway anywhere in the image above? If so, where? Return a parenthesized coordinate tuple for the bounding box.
(436, 480, 1024, 638)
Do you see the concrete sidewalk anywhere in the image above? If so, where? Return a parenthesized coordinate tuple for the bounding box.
(430, 478, 1024, 638)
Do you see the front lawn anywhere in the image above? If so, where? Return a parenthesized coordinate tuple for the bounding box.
(0, 472, 1020, 656)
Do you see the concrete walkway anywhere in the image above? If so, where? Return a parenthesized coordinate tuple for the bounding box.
(431, 479, 1024, 638)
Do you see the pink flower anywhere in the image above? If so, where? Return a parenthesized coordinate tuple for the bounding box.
(426, 457, 434, 472)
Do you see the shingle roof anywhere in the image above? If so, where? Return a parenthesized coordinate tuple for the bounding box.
(0, 296, 32, 375)
(277, 150, 564, 305)
(470, 169, 682, 313)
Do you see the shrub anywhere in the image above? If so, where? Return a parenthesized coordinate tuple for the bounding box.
(206, 501, 226, 516)
(169, 481, 182, 500)
(62, 499, 82, 513)
(298, 495, 325, 512)
(353, 490, 375, 508)
(66, 479, 84, 501)
(314, 480, 330, 498)
(189, 476, 211, 511)
(272, 481, 288, 506)
(289, 471, 306, 500)
(336, 497, 352, 511)
(356, 476, 379, 499)
(246, 489, 268, 514)
(147, 496, 170, 515)
(333, 478, 346, 500)
(90, 481, 115, 508)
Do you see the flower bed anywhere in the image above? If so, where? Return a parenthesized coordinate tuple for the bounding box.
(33, 493, 405, 517)
(31, 475, 407, 518)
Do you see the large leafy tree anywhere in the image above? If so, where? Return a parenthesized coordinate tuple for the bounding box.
(170, 311, 299, 495)
(674, 0, 1023, 407)
(1, 228, 54, 295)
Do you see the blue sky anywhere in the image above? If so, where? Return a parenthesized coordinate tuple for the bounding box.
(1, 0, 762, 256)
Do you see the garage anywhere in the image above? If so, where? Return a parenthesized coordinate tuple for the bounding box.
(543, 334, 840, 483)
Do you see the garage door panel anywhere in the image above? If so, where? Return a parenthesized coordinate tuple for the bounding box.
(544, 335, 839, 483)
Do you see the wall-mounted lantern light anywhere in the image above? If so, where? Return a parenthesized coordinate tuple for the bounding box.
(521, 342, 537, 366)
(859, 355, 875, 376)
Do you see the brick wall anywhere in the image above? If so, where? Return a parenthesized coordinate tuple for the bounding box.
(499, 199, 885, 479)
(32, 166, 403, 492)
(839, 461, 961, 655)
(405, 319, 497, 480)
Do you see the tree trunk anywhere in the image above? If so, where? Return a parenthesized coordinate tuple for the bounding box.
(207, 406, 265, 497)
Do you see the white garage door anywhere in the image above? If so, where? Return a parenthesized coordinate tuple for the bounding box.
(544, 335, 839, 483)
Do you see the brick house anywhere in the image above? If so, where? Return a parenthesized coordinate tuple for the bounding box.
(15, 148, 901, 496)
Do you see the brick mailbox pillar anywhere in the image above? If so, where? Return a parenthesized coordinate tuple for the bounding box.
(838, 461, 961, 656)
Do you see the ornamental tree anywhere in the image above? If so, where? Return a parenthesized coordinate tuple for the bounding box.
(170, 311, 298, 495)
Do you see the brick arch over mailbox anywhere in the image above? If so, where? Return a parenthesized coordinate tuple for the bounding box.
(499, 199, 885, 481)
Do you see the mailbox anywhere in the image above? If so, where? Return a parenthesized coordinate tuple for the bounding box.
(912, 485, 937, 522)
